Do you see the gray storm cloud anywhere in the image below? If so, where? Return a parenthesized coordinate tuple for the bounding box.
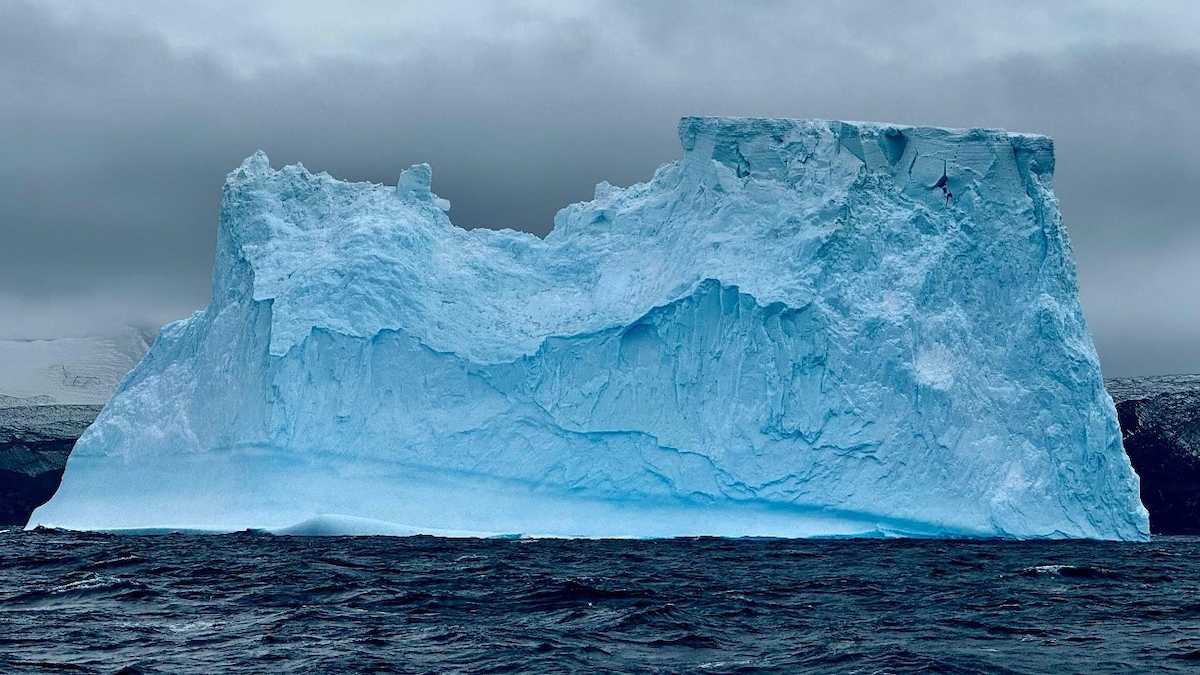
(2, 0, 1197, 376)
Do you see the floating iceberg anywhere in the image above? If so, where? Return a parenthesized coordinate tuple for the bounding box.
(30, 117, 1149, 540)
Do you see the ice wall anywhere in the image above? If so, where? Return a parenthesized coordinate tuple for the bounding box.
(30, 117, 1150, 539)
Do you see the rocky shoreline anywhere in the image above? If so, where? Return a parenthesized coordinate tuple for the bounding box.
(0, 404, 101, 525)
(1107, 375, 1200, 534)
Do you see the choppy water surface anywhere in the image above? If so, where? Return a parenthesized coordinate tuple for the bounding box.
(2, 530, 1199, 673)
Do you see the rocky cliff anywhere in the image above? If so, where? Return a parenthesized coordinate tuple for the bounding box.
(1107, 375, 1200, 534)
(0, 404, 101, 525)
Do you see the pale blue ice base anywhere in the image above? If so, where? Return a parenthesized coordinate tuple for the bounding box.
(34, 448, 1001, 539)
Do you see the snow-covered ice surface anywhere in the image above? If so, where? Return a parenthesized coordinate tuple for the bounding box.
(0, 330, 151, 406)
(31, 117, 1149, 540)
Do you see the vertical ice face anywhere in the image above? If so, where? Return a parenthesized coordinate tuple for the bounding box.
(31, 118, 1149, 540)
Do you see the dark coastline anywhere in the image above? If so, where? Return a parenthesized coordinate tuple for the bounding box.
(0, 404, 101, 526)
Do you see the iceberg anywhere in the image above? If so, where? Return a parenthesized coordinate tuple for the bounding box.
(30, 117, 1149, 540)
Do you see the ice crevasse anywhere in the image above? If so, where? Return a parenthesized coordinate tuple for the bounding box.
(30, 117, 1150, 540)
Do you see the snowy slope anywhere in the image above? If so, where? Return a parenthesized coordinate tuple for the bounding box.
(0, 330, 153, 405)
(31, 117, 1149, 539)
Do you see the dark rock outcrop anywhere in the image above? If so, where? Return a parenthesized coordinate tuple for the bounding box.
(0, 404, 100, 525)
(1106, 375, 1200, 535)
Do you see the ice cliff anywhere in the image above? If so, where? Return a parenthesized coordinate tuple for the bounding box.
(30, 117, 1149, 539)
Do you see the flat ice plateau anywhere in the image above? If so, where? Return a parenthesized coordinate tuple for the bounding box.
(31, 117, 1150, 540)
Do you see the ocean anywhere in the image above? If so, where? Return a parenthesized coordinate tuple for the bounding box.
(1, 529, 1197, 673)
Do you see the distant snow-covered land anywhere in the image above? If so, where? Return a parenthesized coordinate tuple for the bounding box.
(0, 327, 152, 525)
(0, 328, 153, 405)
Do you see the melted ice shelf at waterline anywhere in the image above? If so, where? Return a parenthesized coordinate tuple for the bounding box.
(30, 117, 1149, 540)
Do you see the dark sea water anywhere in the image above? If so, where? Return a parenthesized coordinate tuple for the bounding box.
(2, 530, 1199, 673)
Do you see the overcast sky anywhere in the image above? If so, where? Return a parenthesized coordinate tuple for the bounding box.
(2, 0, 1197, 377)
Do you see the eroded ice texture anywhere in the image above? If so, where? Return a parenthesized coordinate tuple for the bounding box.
(30, 118, 1149, 539)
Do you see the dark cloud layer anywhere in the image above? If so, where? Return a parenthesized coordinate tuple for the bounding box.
(2, 1, 1197, 376)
